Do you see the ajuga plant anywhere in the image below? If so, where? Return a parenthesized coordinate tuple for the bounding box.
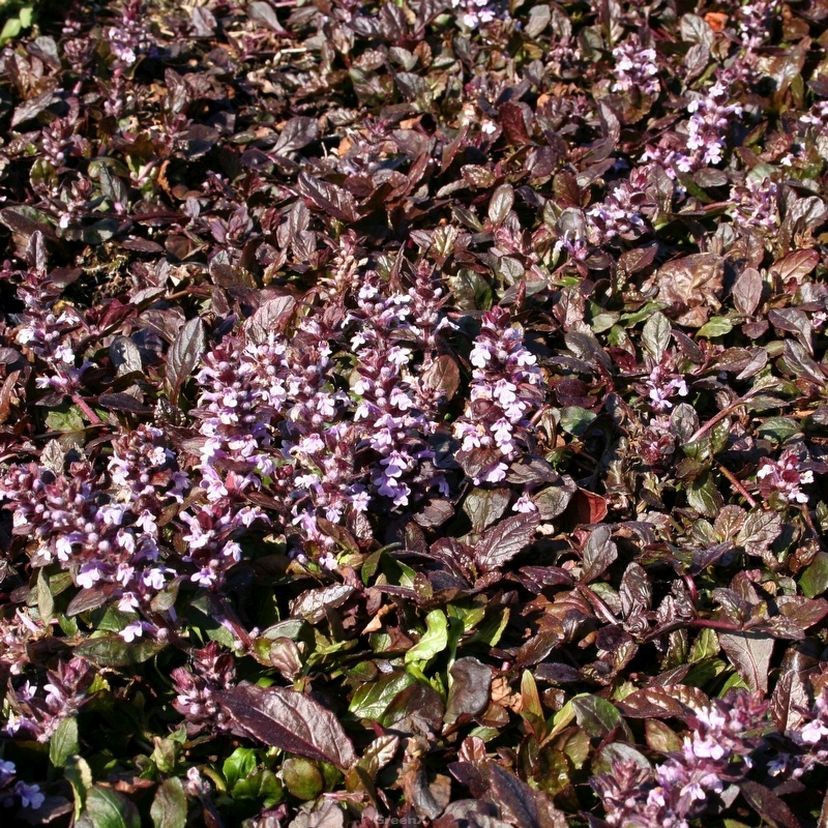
(0, 0, 827, 825)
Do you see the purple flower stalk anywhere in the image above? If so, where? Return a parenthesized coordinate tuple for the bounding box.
(451, 0, 497, 29)
(454, 307, 543, 484)
(612, 36, 660, 97)
(106, 0, 153, 66)
(731, 177, 780, 233)
(0, 457, 174, 604)
(587, 180, 652, 243)
(594, 691, 769, 827)
(3, 657, 94, 743)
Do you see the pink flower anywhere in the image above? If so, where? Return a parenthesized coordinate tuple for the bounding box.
(756, 449, 813, 504)
(119, 621, 144, 643)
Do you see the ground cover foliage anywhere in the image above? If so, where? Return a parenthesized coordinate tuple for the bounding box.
(0, 0, 827, 824)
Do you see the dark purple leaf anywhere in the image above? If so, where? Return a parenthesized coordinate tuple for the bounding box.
(580, 525, 618, 583)
(12, 88, 58, 127)
(296, 173, 359, 223)
(498, 102, 532, 145)
(474, 512, 540, 572)
(486, 763, 566, 827)
(248, 1, 288, 33)
(421, 354, 460, 400)
(732, 267, 764, 316)
(165, 317, 205, 405)
(488, 184, 514, 226)
(462, 488, 510, 534)
(444, 658, 491, 726)
(770, 646, 819, 731)
(216, 683, 357, 769)
(533, 477, 577, 520)
(273, 117, 319, 156)
(290, 584, 355, 624)
(719, 632, 774, 693)
(66, 584, 121, 616)
(652, 253, 724, 326)
(740, 781, 800, 828)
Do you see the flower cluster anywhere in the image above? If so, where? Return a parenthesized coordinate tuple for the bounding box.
(171, 643, 235, 734)
(106, 0, 153, 67)
(685, 83, 743, 169)
(612, 36, 660, 97)
(0, 759, 44, 812)
(594, 692, 769, 827)
(642, 80, 742, 177)
(451, 0, 498, 30)
(189, 273, 455, 563)
(644, 361, 689, 412)
(109, 424, 189, 504)
(0, 458, 172, 604)
(756, 449, 813, 504)
(639, 415, 676, 470)
(799, 688, 828, 753)
(731, 177, 780, 233)
(0, 610, 46, 676)
(768, 683, 828, 780)
(738, 0, 781, 47)
(348, 273, 449, 509)
(11, 260, 94, 399)
(454, 308, 543, 484)
(587, 180, 651, 243)
(3, 657, 94, 743)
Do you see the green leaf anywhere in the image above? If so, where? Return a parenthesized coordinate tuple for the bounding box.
(469, 606, 510, 647)
(150, 778, 187, 828)
(222, 747, 257, 788)
(642, 311, 671, 361)
(697, 316, 733, 338)
(404, 609, 448, 664)
(686, 473, 723, 517)
(350, 672, 415, 721)
(45, 405, 85, 433)
(36, 567, 54, 622)
(559, 406, 597, 436)
(449, 269, 493, 311)
(0, 16, 22, 46)
(689, 628, 719, 662)
(800, 552, 828, 599)
(282, 757, 323, 801)
(757, 417, 801, 443)
(75, 634, 165, 667)
(77, 786, 141, 828)
(570, 694, 628, 738)
(50, 716, 79, 768)
(231, 769, 283, 804)
(462, 487, 510, 533)
(65, 755, 93, 820)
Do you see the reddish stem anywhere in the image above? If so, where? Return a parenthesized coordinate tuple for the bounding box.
(71, 393, 104, 426)
(644, 616, 746, 642)
(718, 464, 758, 508)
(688, 399, 746, 445)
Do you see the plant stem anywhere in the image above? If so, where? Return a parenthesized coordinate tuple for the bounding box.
(71, 393, 104, 426)
(718, 463, 758, 508)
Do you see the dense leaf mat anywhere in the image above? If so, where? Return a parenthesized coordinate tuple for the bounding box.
(0, 0, 827, 825)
